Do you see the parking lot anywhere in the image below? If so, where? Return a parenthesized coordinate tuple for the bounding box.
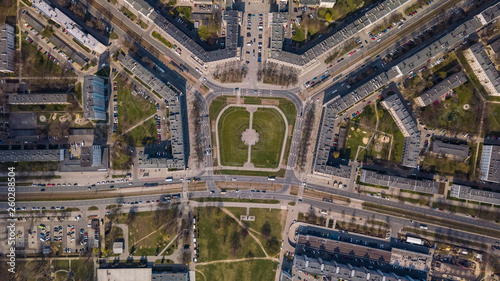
(1, 213, 99, 255)
(242, 3, 270, 69)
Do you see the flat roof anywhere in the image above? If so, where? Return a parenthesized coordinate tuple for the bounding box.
(479, 144, 500, 183)
(97, 268, 152, 281)
(9, 93, 70, 104)
(32, 0, 106, 53)
(415, 71, 467, 107)
(360, 169, 440, 194)
(450, 184, 500, 205)
(430, 140, 469, 160)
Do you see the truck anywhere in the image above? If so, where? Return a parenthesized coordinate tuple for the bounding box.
(165, 177, 173, 182)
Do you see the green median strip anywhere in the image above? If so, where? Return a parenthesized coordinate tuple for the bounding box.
(362, 202, 500, 238)
(190, 198, 280, 204)
(152, 31, 173, 48)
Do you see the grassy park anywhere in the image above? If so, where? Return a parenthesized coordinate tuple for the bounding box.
(218, 107, 250, 166)
(251, 109, 286, 168)
(226, 207, 286, 257)
(116, 75, 156, 133)
(418, 81, 480, 134)
(195, 259, 276, 281)
(195, 207, 265, 262)
(113, 210, 179, 256)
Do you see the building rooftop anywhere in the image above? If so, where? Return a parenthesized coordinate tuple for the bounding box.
(8, 93, 70, 104)
(380, 93, 420, 168)
(293, 255, 413, 281)
(0, 24, 15, 73)
(360, 169, 441, 194)
(32, 0, 107, 54)
(151, 271, 189, 281)
(97, 268, 152, 281)
(0, 149, 63, 162)
(450, 184, 500, 205)
(479, 144, 500, 183)
(126, 0, 239, 64)
(121, 55, 187, 170)
(297, 234, 392, 262)
(390, 248, 432, 272)
(468, 43, 500, 96)
(83, 75, 106, 120)
(415, 71, 467, 107)
(430, 140, 469, 160)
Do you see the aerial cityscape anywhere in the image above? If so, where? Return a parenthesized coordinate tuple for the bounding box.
(0, 0, 500, 279)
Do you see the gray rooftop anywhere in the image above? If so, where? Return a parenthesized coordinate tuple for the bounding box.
(83, 75, 106, 120)
(468, 43, 500, 96)
(22, 12, 45, 33)
(151, 271, 189, 281)
(450, 184, 500, 205)
(380, 94, 420, 168)
(479, 144, 500, 183)
(360, 169, 440, 194)
(49, 34, 88, 66)
(415, 72, 467, 107)
(9, 93, 70, 104)
(121, 55, 187, 170)
(270, 0, 409, 66)
(32, 0, 106, 53)
(489, 37, 500, 54)
(129, 0, 240, 64)
(0, 24, 15, 73)
(430, 140, 469, 160)
(293, 255, 413, 281)
(0, 149, 63, 162)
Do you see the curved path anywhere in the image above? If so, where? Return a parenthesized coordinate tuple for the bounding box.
(214, 104, 289, 172)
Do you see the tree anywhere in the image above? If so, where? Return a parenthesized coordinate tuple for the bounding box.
(266, 236, 280, 254)
(325, 13, 333, 22)
(261, 221, 272, 238)
(437, 71, 447, 79)
(230, 231, 241, 254)
(332, 151, 340, 158)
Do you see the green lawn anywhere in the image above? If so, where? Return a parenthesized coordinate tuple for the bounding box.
(116, 75, 156, 133)
(377, 107, 405, 162)
(71, 259, 94, 281)
(226, 208, 285, 257)
(317, 0, 372, 21)
(486, 103, 500, 134)
(292, 24, 306, 42)
(209, 96, 228, 123)
(123, 118, 157, 147)
(431, 52, 458, 74)
(218, 107, 250, 166)
(115, 210, 178, 256)
(251, 109, 286, 168)
(120, 6, 137, 21)
(104, 226, 123, 256)
(345, 123, 374, 161)
(152, 31, 173, 48)
(53, 260, 69, 271)
(196, 259, 276, 281)
(21, 35, 71, 77)
(195, 207, 265, 262)
(0, 0, 16, 24)
(243, 97, 297, 126)
(214, 169, 286, 178)
(418, 81, 480, 134)
(421, 154, 471, 176)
